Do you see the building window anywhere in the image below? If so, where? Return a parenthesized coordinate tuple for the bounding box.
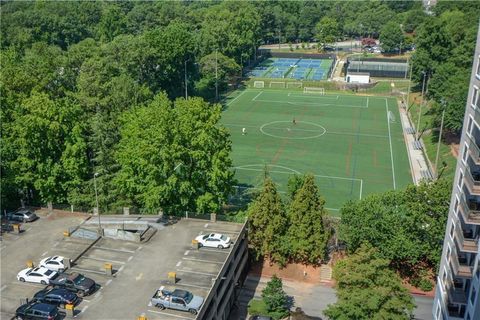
(471, 286, 477, 305)
(458, 171, 464, 190)
(454, 197, 459, 216)
(468, 117, 473, 135)
(447, 246, 451, 261)
(462, 144, 469, 164)
(467, 314, 471, 320)
(473, 86, 480, 109)
(442, 269, 447, 290)
(477, 55, 480, 78)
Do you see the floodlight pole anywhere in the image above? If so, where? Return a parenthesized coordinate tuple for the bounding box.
(184, 59, 188, 99)
(406, 59, 413, 108)
(434, 99, 446, 179)
(93, 172, 101, 233)
(215, 50, 218, 102)
(416, 71, 427, 140)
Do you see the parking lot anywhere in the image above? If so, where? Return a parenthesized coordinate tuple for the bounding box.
(1, 210, 243, 320)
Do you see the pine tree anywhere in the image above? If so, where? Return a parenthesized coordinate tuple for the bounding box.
(247, 177, 288, 264)
(261, 275, 289, 318)
(287, 174, 329, 264)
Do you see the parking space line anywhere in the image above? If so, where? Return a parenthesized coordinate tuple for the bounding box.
(70, 267, 106, 275)
(128, 256, 133, 262)
(147, 309, 194, 319)
(137, 246, 143, 251)
(173, 282, 211, 290)
(94, 291, 101, 298)
(118, 265, 124, 273)
(92, 246, 135, 253)
(200, 228, 239, 235)
(184, 250, 190, 256)
(176, 261, 182, 267)
(196, 248, 230, 254)
(204, 223, 208, 228)
(182, 257, 224, 264)
(82, 256, 126, 264)
(10, 281, 45, 288)
(105, 279, 112, 286)
(177, 269, 217, 276)
(81, 305, 89, 314)
(0, 285, 7, 292)
(41, 251, 48, 256)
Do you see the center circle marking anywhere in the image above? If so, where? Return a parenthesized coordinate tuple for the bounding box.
(260, 121, 326, 139)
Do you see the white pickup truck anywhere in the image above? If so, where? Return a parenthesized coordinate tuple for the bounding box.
(151, 288, 204, 315)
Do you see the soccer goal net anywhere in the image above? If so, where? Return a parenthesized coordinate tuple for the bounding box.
(253, 81, 265, 88)
(269, 81, 286, 88)
(304, 87, 325, 95)
(286, 82, 303, 88)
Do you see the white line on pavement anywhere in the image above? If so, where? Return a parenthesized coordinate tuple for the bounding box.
(177, 269, 217, 276)
(41, 251, 48, 256)
(147, 309, 194, 319)
(182, 257, 223, 264)
(176, 261, 182, 267)
(184, 250, 190, 256)
(0, 285, 7, 292)
(128, 256, 133, 262)
(83, 256, 126, 264)
(105, 279, 112, 286)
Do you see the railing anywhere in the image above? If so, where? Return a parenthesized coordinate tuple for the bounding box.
(459, 195, 480, 225)
(453, 218, 478, 253)
(446, 279, 468, 305)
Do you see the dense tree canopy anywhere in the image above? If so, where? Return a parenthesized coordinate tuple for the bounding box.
(324, 243, 415, 320)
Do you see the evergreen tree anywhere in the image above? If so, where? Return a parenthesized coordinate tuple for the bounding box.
(287, 174, 329, 264)
(247, 177, 288, 264)
(325, 243, 415, 320)
(261, 275, 289, 319)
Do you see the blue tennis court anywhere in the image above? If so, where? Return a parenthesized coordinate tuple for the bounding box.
(250, 57, 333, 80)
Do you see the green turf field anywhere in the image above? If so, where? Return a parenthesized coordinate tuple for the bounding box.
(222, 88, 412, 213)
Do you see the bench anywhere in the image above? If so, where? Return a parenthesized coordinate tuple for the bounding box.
(412, 140, 423, 150)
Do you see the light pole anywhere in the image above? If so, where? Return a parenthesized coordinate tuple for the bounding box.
(435, 99, 447, 179)
(215, 49, 218, 102)
(416, 71, 427, 140)
(184, 59, 188, 99)
(93, 172, 101, 232)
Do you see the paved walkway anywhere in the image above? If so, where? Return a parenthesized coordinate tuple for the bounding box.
(398, 103, 432, 184)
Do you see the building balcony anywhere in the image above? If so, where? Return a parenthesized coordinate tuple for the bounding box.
(459, 195, 480, 225)
(447, 303, 466, 319)
(450, 251, 473, 279)
(453, 218, 479, 253)
(448, 286, 468, 305)
(464, 167, 480, 195)
(467, 133, 480, 165)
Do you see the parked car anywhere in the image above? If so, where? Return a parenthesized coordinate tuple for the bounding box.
(7, 209, 38, 223)
(34, 288, 79, 308)
(195, 233, 231, 249)
(17, 267, 58, 285)
(40, 256, 66, 272)
(15, 301, 60, 320)
(50, 272, 96, 297)
(151, 288, 204, 315)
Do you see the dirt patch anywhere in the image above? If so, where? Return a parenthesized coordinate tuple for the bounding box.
(443, 131, 460, 158)
(250, 258, 328, 285)
(403, 281, 436, 298)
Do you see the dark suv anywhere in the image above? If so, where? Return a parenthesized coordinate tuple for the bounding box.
(50, 272, 96, 296)
(34, 288, 79, 308)
(15, 301, 60, 320)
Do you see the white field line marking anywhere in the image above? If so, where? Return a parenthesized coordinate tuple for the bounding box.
(253, 99, 367, 109)
(182, 257, 224, 264)
(386, 99, 396, 190)
(287, 94, 339, 100)
(327, 131, 388, 138)
(41, 251, 48, 256)
(82, 256, 126, 265)
(0, 285, 7, 292)
(366, 97, 369, 108)
(147, 309, 194, 319)
(227, 90, 248, 105)
(360, 179, 363, 200)
(325, 208, 340, 211)
(177, 269, 217, 276)
(184, 250, 190, 256)
(235, 166, 362, 182)
(176, 261, 182, 267)
(252, 91, 263, 101)
(105, 279, 112, 286)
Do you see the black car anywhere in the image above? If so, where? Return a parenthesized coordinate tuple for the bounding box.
(50, 272, 96, 296)
(15, 301, 60, 320)
(34, 288, 79, 308)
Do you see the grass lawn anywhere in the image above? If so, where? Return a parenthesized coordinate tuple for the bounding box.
(223, 87, 412, 215)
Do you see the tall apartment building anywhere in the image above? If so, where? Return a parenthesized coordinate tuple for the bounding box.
(433, 24, 480, 320)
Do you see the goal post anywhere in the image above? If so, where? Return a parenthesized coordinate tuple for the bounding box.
(286, 82, 303, 88)
(304, 87, 325, 95)
(269, 81, 286, 88)
(253, 81, 265, 88)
